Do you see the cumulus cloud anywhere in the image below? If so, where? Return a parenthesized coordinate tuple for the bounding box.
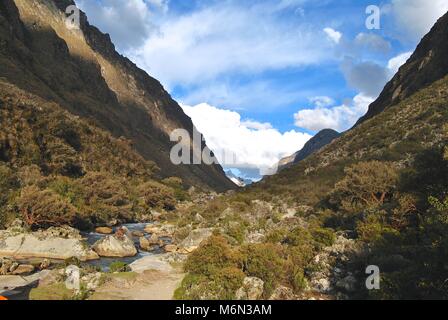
(309, 96, 335, 108)
(387, 51, 413, 74)
(388, 0, 448, 40)
(77, 0, 164, 50)
(354, 33, 392, 53)
(128, 2, 332, 87)
(294, 94, 374, 132)
(324, 27, 342, 44)
(181, 103, 312, 174)
(293, 51, 412, 132)
(341, 58, 390, 98)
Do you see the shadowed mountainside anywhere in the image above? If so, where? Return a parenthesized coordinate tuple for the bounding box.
(0, 0, 235, 191)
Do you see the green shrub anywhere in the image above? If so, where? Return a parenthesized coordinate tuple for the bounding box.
(240, 243, 285, 297)
(16, 185, 78, 229)
(109, 261, 130, 273)
(185, 235, 242, 276)
(311, 227, 336, 247)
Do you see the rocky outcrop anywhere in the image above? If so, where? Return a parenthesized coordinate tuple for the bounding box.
(235, 277, 264, 300)
(308, 233, 364, 299)
(0, 228, 98, 261)
(92, 233, 137, 258)
(178, 228, 213, 253)
(356, 12, 448, 125)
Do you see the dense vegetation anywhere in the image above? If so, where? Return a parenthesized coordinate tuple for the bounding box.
(173, 75, 448, 300)
(0, 81, 186, 230)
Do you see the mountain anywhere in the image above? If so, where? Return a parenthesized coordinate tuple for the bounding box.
(0, 0, 234, 191)
(251, 12, 448, 203)
(355, 11, 448, 126)
(277, 129, 340, 171)
(225, 170, 253, 187)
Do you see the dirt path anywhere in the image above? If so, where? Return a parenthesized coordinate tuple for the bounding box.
(89, 269, 185, 300)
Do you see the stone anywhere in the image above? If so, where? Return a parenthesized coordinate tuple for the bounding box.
(1, 259, 13, 275)
(312, 278, 332, 293)
(129, 255, 174, 273)
(164, 244, 178, 253)
(245, 231, 265, 244)
(0, 270, 51, 296)
(95, 227, 113, 235)
(178, 228, 213, 250)
(42, 225, 82, 239)
(9, 262, 19, 273)
(144, 223, 175, 237)
(39, 259, 51, 270)
(11, 264, 35, 275)
(139, 234, 163, 251)
(0, 233, 99, 261)
(92, 234, 137, 258)
(269, 286, 296, 300)
(235, 277, 264, 300)
(132, 231, 145, 238)
(81, 272, 102, 291)
(336, 275, 357, 293)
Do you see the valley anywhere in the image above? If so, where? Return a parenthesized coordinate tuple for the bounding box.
(1, 0, 448, 301)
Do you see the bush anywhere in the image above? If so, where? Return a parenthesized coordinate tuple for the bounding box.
(16, 185, 78, 229)
(109, 261, 130, 273)
(311, 227, 336, 247)
(240, 243, 285, 297)
(137, 180, 176, 211)
(185, 235, 242, 276)
(331, 161, 398, 210)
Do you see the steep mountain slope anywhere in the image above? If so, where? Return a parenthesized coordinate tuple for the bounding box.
(0, 0, 234, 191)
(249, 11, 448, 203)
(277, 129, 340, 171)
(355, 11, 448, 125)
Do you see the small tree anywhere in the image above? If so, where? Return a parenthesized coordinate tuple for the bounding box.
(16, 186, 77, 229)
(333, 161, 398, 209)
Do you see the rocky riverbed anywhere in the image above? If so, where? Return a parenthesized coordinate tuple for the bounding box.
(0, 219, 216, 300)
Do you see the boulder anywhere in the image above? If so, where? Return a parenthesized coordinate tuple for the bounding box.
(144, 223, 175, 237)
(269, 286, 297, 300)
(39, 259, 51, 270)
(178, 228, 213, 252)
(132, 231, 145, 238)
(11, 264, 35, 275)
(139, 236, 158, 252)
(164, 244, 178, 253)
(0, 232, 99, 261)
(95, 227, 113, 235)
(129, 255, 173, 273)
(235, 277, 264, 300)
(93, 233, 137, 258)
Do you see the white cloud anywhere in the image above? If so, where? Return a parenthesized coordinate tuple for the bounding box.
(293, 51, 412, 132)
(324, 27, 342, 44)
(128, 2, 332, 87)
(309, 96, 335, 108)
(387, 51, 413, 74)
(354, 33, 392, 53)
(77, 0, 162, 50)
(389, 0, 448, 40)
(294, 94, 374, 132)
(181, 103, 312, 173)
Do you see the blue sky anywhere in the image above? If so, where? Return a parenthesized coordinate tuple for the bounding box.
(77, 0, 448, 179)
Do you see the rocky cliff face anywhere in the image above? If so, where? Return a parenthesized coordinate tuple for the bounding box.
(278, 129, 340, 171)
(0, 0, 234, 191)
(356, 11, 448, 126)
